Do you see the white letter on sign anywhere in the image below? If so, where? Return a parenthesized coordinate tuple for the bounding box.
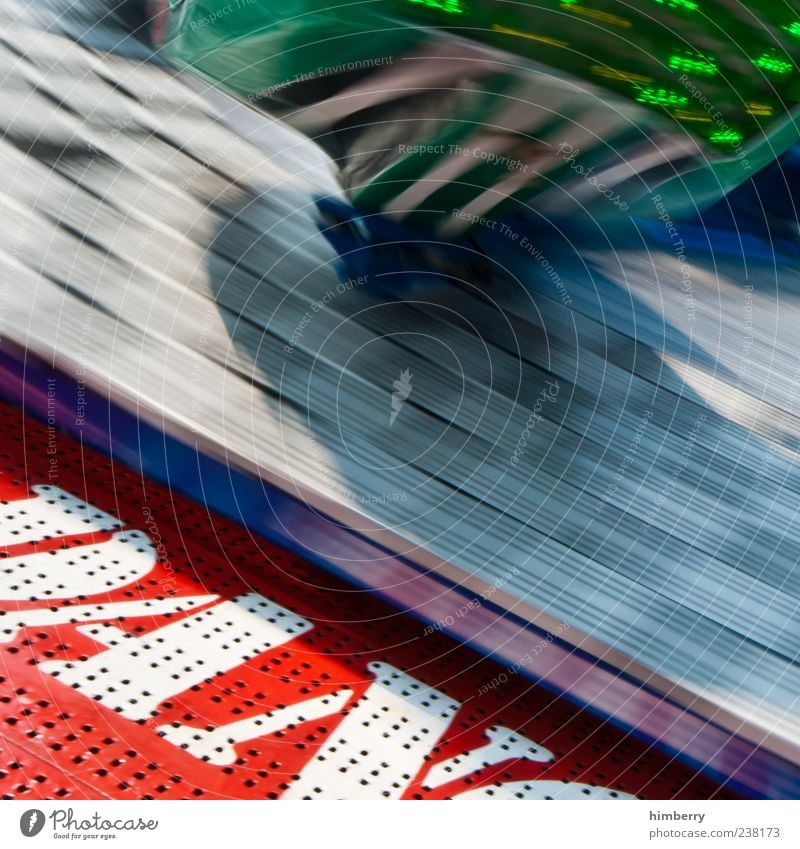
(283, 661, 460, 800)
(0, 595, 218, 644)
(39, 592, 312, 720)
(156, 689, 352, 765)
(0, 485, 121, 547)
(451, 781, 635, 800)
(422, 725, 553, 788)
(0, 531, 155, 600)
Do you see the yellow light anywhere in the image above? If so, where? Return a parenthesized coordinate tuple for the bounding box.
(591, 64, 653, 84)
(673, 110, 712, 122)
(491, 24, 569, 48)
(567, 6, 632, 27)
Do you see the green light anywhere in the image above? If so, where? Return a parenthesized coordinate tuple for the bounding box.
(408, 0, 464, 13)
(783, 21, 800, 38)
(710, 130, 743, 144)
(668, 54, 717, 75)
(753, 53, 792, 74)
(636, 87, 689, 108)
(654, 0, 699, 11)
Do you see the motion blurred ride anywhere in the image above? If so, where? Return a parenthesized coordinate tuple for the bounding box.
(158, 0, 800, 234)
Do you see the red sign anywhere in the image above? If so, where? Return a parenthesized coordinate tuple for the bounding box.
(0, 402, 738, 800)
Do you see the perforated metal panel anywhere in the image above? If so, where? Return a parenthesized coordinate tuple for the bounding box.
(0, 401, 740, 800)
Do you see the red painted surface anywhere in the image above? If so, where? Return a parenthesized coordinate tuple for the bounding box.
(0, 401, 740, 800)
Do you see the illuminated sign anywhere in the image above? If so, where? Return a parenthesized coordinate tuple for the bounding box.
(653, 0, 699, 11)
(636, 86, 689, 107)
(753, 53, 793, 74)
(710, 129, 744, 144)
(668, 54, 718, 75)
(408, 0, 464, 14)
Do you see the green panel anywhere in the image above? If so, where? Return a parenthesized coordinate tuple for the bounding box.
(162, 0, 800, 226)
(166, 0, 800, 147)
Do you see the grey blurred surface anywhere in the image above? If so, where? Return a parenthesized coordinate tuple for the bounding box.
(1, 1, 799, 759)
